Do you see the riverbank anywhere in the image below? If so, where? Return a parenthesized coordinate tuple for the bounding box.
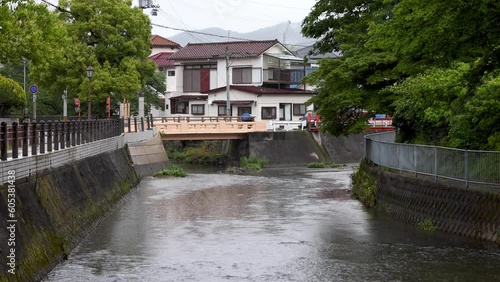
(0, 148, 139, 282)
(352, 160, 500, 245)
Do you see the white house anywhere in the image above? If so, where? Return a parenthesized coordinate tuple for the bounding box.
(148, 35, 181, 117)
(167, 39, 315, 128)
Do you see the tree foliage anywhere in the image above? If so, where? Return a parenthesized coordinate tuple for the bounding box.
(302, 0, 500, 149)
(0, 75, 27, 117)
(1, 0, 157, 118)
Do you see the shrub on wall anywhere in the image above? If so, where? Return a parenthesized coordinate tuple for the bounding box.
(350, 160, 377, 208)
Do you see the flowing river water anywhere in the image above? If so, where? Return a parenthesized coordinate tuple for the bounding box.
(44, 166, 500, 282)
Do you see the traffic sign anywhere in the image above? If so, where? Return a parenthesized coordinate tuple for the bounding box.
(29, 84, 38, 95)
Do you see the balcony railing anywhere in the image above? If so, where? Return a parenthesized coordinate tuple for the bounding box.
(263, 68, 305, 84)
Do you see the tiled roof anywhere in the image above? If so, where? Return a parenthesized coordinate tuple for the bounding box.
(169, 40, 280, 60)
(149, 52, 175, 68)
(150, 35, 181, 48)
(202, 85, 314, 95)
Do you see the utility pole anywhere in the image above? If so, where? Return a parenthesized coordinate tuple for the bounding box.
(225, 46, 231, 116)
(62, 89, 68, 122)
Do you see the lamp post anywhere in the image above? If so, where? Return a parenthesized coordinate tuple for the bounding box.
(86, 65, 94, 120)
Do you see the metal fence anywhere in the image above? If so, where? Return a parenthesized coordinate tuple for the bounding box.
(0, 119, 124, 161)
(365, 131, 500, 187)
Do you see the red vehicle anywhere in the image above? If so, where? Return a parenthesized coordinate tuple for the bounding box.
(300, 112, 320, 132)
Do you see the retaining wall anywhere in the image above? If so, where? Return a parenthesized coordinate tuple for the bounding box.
(0, 135, 125, 185)
(361, 163, 500, 245)
(248, 131, 332, 165)
(0, 148, 138, 282)
(127, 133, 169, 176)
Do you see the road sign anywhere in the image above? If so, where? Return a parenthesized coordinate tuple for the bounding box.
(29, 84, 38, 95)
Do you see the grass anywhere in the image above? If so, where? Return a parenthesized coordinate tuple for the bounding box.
(307, 162, 325, 168)
(418, 219, 437, 231)
(166, 142, 225, 164)
(240, 155, 268, 170)
(154, 164, 187, 178)
(307, 162, 347, 168)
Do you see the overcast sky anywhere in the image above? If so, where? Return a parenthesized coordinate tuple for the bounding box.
(141, 0, 318, 38)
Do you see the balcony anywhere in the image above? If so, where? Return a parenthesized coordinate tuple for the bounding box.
(263, 68, 305, 85)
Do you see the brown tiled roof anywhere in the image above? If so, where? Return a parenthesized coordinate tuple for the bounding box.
(150, 35, 181, 48)
(169, 40, 280, 60)
(202, 85, 314, 95)
(149, 52, 175, 68)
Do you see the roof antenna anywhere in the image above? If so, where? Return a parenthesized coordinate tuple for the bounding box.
(227, 30, 231, 42)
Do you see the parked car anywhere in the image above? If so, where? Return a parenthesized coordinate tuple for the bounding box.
(299, 112, 319, 132)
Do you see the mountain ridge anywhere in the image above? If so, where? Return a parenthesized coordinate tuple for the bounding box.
(167, 22, 315, 50)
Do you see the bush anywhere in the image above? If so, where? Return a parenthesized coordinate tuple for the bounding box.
(418, 219, 437, 231)
(307, 162, 325, 168)
(350, 161, 377, 208)
(330, 163, 347, 168)
(166, 142, 225, 164)
(154, 164, 187, 177)
(240, 155, 268, 170)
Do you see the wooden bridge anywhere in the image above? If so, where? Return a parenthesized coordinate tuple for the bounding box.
(153, 116, 268, 140)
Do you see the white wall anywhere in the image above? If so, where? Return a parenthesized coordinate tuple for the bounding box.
(207, 90, 313, 120)
(150, 47, 180, 56)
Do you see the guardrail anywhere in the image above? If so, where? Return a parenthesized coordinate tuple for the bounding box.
(270, 121, 303, 131)
(365, 131, 500, 187)
(0, 119, 124, 161)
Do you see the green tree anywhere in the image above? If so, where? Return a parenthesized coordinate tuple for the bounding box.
(302, 0, 500, 149)
(0, 75, 27, 117)
(144, 71, 166, 114)
(31, 0, 155, 118)
(301, 0, 400, 136)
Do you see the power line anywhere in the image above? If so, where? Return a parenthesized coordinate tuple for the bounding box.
(151, 23, 253, 41)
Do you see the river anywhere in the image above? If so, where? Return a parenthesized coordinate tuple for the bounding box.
(44, 166, 500, 282)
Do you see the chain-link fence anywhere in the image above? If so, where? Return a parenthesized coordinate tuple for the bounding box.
(365, 131, 500, 187)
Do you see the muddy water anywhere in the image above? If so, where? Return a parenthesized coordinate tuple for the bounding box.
(44, 167, 500, 282)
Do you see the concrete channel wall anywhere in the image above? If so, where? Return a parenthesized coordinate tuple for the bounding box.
(363, 164, 500, 245)
(0, 148, 139, 282)
(246, 131, 366, 165)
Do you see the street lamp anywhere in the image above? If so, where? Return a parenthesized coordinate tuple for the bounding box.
(86, 65, 94, 120)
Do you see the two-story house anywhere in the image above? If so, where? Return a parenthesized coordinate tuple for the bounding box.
(148, 35, 182, 116)
(167, 39, 315, 128)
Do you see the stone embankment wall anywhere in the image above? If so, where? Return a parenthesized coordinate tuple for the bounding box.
(247, 131, 366, 165)
(247, 131, 332, 165)
(355, 162, 500, 245)
(0, 148, 139, 282)
(127, 134, 170, 176)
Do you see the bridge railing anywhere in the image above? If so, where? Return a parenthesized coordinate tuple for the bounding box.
(365, 131, 500, 187)
(153, 115, 255, 123)
(0, 119, 124, 161)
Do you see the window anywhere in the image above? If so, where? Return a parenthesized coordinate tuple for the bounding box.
(218, 105, 227, 116)
(293, 104, 306, 116)
(167, 70, 175, 76)
(175, 101, 189, 114)
(191, 104, 205, 115)
(233, 68, 252, 84)
(183, 64, 215, 92)
(261, 107, 277, 120)
(238, 107, 252, 116)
